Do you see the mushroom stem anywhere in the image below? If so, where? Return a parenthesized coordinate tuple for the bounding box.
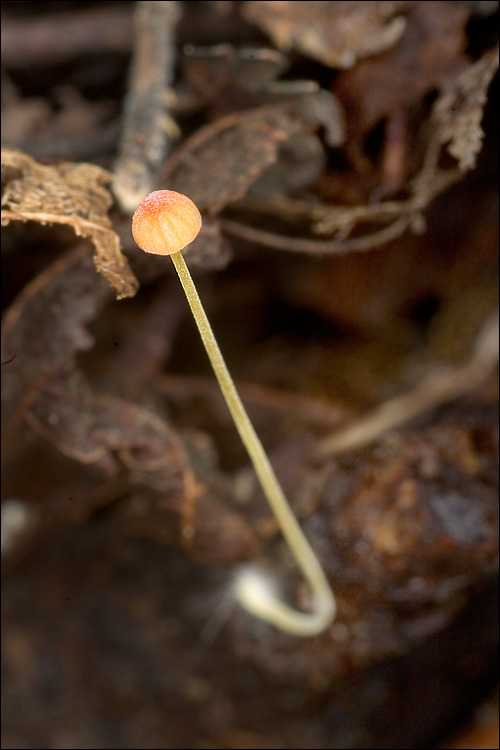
(170, 250, 336, 636)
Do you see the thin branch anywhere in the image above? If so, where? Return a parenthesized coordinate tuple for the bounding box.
(319, 310, 499, 456)
(1, 5, 134, 68)
(221, 215, 413, 255)
(155, 373, 350, 427)
(113, 1, 181, 213)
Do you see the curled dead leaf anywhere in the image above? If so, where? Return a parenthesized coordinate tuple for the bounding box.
(243, 0, 408, 69)
(1, 149, 138, 299)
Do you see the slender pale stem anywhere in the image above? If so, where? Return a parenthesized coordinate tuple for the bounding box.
(170, 251, 336, 636)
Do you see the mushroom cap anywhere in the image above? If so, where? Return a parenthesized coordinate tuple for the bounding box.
(132, 190, 202, 255)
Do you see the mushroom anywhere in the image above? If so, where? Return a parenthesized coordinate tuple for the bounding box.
(132, 190, 336, 636)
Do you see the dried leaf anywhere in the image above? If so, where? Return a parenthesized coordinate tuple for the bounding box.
(1, 246, 111, 430)
(123, 482, 262, 565)
(25, 365, 188, 481)
(1, 149, 138, 298)
(243, 0, 408, 69)
(246, 130, 326, 199)
(229, 44, 497, 256)
(183, 215, 233, 269)
(1, 240, 258, 564)
(182, 43, 288, 104)
(163, 105, 303, 212)
(333, 1, 470, 134)
(182, 45, 344, 149)
(286, 86, 345, 148)
(433, 45, 499, 172)
(22, 365, 260, 565)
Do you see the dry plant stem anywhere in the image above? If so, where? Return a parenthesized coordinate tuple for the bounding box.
(156, 374, 349, 427)
(221, 215, 414, 255)
(319, 310, 499, 456)
(113, 1, 180, 213)
(170, 250, 336, 636)
(1, 5, 134, 68)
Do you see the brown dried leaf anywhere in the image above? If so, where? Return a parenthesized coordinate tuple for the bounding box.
(333, 1, 470, 135)
(1, 149, 138, 298)
(242, 0, 408, 69)
(123, 492, 263, 565)
(241, 43, 497, 255)
(182, 45, 344, 148)
(1, 246, 111, 430)
(183, 215, 233, 269)
(246, 129, 326, 199)
(22, 365, 260, 565)
(433, 45, 499, 172)
(1, 241, 258, 564)
(182, 43, 288, 106)
(220, 7, 495, 256)
(163, 104, 303, 212)
(25, 365, 188, 481)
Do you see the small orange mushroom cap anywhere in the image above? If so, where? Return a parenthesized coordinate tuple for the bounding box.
(132, 190, 202, 255)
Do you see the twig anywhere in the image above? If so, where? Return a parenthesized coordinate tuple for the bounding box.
(155, 373, 350, 427)
(319, 310, 499, 456)
(0, 5, 134, 68)
(8, 121, 121, 162)
(219, 164, 460, 254)
(221, 215, 413, 255)
(113, 1, 180, 213)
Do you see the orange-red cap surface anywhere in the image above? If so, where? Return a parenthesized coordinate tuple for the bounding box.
(132, 190, 202, 255)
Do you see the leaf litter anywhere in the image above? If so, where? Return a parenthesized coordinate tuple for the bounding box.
(1, 149, 138, 298)
(1, 2, 498, 748)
